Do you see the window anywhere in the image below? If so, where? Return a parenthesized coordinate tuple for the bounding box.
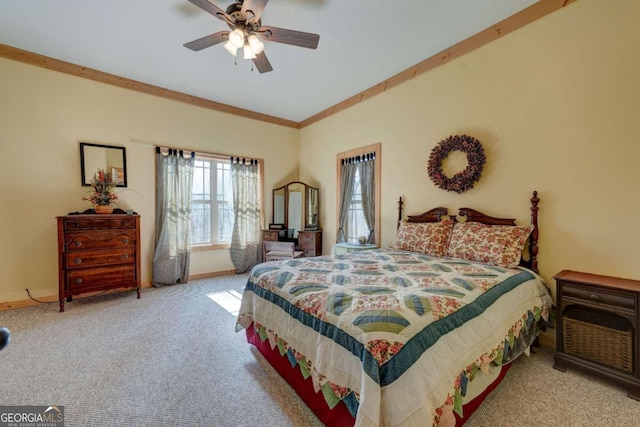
(190, 155, 234, 247)
(346, 168, 370, 242)
(336, 143, 381, 246)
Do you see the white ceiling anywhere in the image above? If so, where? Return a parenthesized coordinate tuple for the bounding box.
(0, 0, 538, 123)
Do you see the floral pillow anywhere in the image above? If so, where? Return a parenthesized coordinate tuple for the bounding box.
(446, 222, 534, 268)
(395, 220, 455, 257)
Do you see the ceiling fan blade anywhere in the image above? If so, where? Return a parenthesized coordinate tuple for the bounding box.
(184, 31, 228, 51)
(188, 0, 231, 22)
(258, 26, 319, 49)
(252, 51, 273, 73)
(241, 0, 269, 23)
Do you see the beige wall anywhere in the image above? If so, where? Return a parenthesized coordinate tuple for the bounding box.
(0, 58, 298, 303)
(299, 0, 640, 298)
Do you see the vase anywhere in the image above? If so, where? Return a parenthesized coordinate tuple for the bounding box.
(94, 205, 114, 214)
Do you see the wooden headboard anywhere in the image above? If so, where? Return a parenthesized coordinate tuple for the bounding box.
(397, 191, 540, 273)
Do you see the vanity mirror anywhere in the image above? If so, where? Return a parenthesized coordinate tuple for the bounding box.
(266, 181, 322, 258)
(307, 186, 319, 228)
(272, 181, 319, 235)
(80, 142, 127, 187)
(273, 186, 286, 225)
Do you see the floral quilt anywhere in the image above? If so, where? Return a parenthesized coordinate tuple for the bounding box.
(236, 248, 552, 427)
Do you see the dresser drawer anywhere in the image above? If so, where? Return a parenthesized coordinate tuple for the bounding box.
(64, 217, 137, 231)
(298, 230, 322, 257)
(298, 232, 315, 245)
(561, 282, 636, 311)
(65, 248, 134, 269)
(66, 230, 136, 251)
(262, 230, 280, 241)
(66, 265, 136, 292)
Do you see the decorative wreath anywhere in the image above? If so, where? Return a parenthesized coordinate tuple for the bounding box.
(427, 134, 486, 194)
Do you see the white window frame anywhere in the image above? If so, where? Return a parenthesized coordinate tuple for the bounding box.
(190, 154, 234, 250)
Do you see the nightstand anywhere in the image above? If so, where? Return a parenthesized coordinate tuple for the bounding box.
(332, 242, 377, 256)
(553, 270, 640, 400)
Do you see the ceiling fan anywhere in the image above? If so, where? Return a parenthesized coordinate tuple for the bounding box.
(184, 0, 320, 73)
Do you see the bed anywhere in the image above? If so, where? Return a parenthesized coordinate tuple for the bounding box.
(236, 191, 551, 426)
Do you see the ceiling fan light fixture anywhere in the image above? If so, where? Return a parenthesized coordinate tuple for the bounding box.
(248, 34, 264, 55)
(223, 40, 238, 56)
(229, 28, 245, 49)
(182, 0, 320, 73)
(243, 44, 256, 59)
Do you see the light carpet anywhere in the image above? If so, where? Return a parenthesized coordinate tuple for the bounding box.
(0, 274, 638, 426)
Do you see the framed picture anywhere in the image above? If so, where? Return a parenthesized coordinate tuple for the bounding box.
(80, 142, 127, 187)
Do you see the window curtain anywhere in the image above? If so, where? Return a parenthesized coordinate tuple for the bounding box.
(359, 157, 375, 243)
(230, 159, 261, 273)
(152, 148, 195, 287)
(336, 161, 357, 243)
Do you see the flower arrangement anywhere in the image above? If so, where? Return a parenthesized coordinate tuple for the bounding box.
(427, 134, 486, 194)
(83, 169, 119, 206)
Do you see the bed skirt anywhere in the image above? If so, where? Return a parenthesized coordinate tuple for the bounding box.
(245, 323, 512, 426)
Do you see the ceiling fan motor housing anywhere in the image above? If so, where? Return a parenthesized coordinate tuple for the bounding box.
(226, 2, 262, 33)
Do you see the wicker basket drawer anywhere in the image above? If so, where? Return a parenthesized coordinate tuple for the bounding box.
(563, 316, 633, 374)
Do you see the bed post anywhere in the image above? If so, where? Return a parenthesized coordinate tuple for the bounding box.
(398, 196, 403, 229)
(529, 191, 539, 274)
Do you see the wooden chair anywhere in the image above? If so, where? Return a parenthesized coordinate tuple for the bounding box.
(263, 241, 304, 262)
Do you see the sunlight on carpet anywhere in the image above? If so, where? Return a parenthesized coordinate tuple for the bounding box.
(206, 289, 242, 315)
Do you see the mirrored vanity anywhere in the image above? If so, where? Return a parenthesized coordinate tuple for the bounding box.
(263, 181, 322, 258)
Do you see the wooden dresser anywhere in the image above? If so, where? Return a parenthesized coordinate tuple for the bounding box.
(553, 270, 640, 400)
(56, 214, 141, 312)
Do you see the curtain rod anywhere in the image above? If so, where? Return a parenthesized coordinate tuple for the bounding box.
(156, 146, 260, 164)
(341, 152, 376, 165)
(156, 147, 195, 158)
(231, 157, 259, 165)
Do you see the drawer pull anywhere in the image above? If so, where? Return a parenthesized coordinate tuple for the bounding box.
(75, 278, 83, 285)
(74, 258, 82, 264)
(75, 241, 82, 247)
(121, 254, 129, 260)
(589, 294, 601, 301)
(122, 238, 129, 244)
